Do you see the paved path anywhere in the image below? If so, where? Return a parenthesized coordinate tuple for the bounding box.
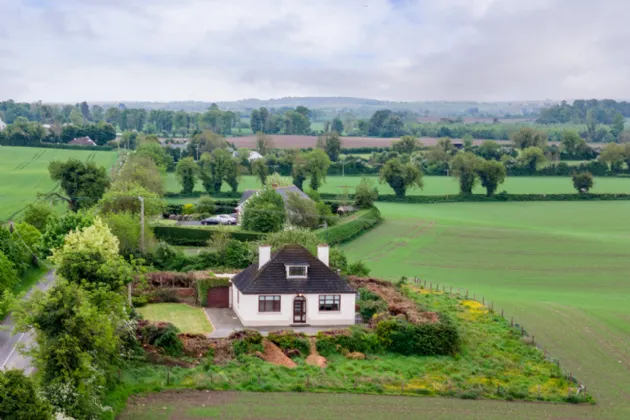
(0, 269, 55, 373)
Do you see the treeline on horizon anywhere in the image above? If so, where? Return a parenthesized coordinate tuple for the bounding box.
(1, 98, 629, 145)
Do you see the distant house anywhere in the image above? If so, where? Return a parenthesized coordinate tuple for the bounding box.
(0, 118, 6, 131)
(236, 185, 312, 219)
(336, 205, 357, 215)
(233, 150, 263, 161)
(229, 244, 356, 327)
(68, 136, 97, 146)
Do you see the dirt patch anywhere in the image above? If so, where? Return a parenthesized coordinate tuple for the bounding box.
(178, 333, 214, 358)
(212, 338, 234, 364)
(348, 277, 439, 324)
(305, 337, 327, 368)
(257, 339, 297, 368)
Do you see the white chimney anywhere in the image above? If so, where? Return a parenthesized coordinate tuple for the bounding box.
(317, 244, 329, 267)
(259, 245, 271, 269)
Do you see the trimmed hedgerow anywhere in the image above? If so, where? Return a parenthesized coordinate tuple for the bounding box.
(152, 226, 264, 246)
(374, 316, 460, 356)
(317, 207, 382, 245)
(315, 326, 384, 356)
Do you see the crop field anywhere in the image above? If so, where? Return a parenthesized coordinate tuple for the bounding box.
(164, 174, 630, 198)
(342, 201, 630, 419)
(0, 147, 118, 221)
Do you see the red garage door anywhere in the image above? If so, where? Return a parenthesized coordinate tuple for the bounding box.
(207, 287, 230, 308)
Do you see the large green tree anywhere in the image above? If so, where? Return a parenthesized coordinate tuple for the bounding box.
(378, 158, 423, 198)
(304, 149, 331, 191)
(241, 188, 286, 233)
(517, 147, 547, 174)
(0, 369, 52, 420)
(285, 192, 319, 229)
(450, 152, 482, 195)
(354, 177, 378, 208)
(115, 154, 165, 196)
(511, 128, 547, 149)
(476, 159, 507, 196)
(572, 172, 594, 193)
(175, 157, 198, 194)
(21, 202, 55, 232)
(251, 158, 268, 186)
(48, 159, 110, 211)
(198, 149, 240, 193)
(255, 132, 273, 155)
(99, 181, 165, 216)
(136, 142, 174, 171)
(320, 132, 342, 162)
(392, 135, 418, 154)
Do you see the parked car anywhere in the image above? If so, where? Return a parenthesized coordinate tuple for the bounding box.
(201, 214, 237, 225)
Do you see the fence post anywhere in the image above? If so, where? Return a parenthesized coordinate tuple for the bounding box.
(521, 326, 524, 336)
(258, 373, 261, 387)
(501, 309, 504, 318)
(306, 374, 310, 388)
(167, 369, 170, 385)
(490, 302, 493, 311)
(473, 292, 476, 300)
(466, 289, 468, 298)
(482, 297, 485, 305)
(532, 335, 535, 345)
(430, 281, 432, 289)
(450, 286, 452, 294)
(511, 317, 514, 327)
(497, 384, 501, 395)
(401, 379, 405, 393)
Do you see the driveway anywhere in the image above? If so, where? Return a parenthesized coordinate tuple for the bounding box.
(205, 308, 243, 338)
(204, 308, 350, 337)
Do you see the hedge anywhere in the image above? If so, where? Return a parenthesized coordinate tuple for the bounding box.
(6, 142, 115, 151)
(153, 226, 264, 246)
(165, 201, 238, 216)
(319, 192, 630, 204)
(165, 191, 241, 199)
(317, 207, 382, 245)
(196, 277, 231, 306)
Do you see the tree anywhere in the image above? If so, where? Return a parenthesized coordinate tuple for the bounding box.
(477, 140, 501, 160)
(476, 159, 507, 196)
(198, 149, 240, 193)
(450, 152, 482, 195)
(0, 369, 52, 420)
(291, 154, 308, 191)
(286, 192, 319, 229)
(250, 109, 262, 133)
(99, 181, 165, 216)
(612, 113, 625, 141)
(517, 147, 547, 174)
(13, 280, 126, 419)
(188, 130, 228, 157)
(586, 109, 598, 141)
(175, 157, 198, 194)
(136, 142, 174, 171)
(572, 172, 594, 193)
(68, 107, 84, 125)
(103, 211, 151, 257)
(265, 173, 292, 188)
(255, 132, 273, 155)
(48, 159, 110, 211)
(560, 130, 587, 157)
(378, 158, 423, 198)
(392, 135, 418, 154)
(462, 134, 474, 151)
(331, 117, 344, 134)
(304, 149, 331, 191)
(321, 132, 342, 162)
(22, 202, 55, 232)
(0, 251, 18, 293)
(251, 159, 268, 186)
(115, 155, 164, 195)
(11, 222, 41, 266)
(354, 177, 378, 208)
(241, 188, 286, 233)
(39, 211, 94, 256)
(511, 128, 547, 149)
(265, 228, 320, 253)
(195, 195, 215, 214)
(599, 142, 625, 172)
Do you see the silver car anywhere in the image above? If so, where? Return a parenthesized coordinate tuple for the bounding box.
(201, 214, 237, 225)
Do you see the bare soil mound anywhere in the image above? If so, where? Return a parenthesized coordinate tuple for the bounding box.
(257, 339, 297, 368)
(305, 337, 327, 368)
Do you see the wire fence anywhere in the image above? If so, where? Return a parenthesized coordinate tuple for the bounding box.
(407, 276, 587, 396)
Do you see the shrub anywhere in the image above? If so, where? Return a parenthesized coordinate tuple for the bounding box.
(195, 195, 215, 214)
(132, 295, 149, 307)
(315, 326, 383, 356)
(182, 203, 196, 215)
(346, 260, 371, 276)
(224, 240, 253, 269)
(139, 322, 184, 357)
(358, 299, 388, 321)
(0, 250, 18, 292)
(572, 172, 594, 193)
(267, 330, 310, 356)
(152, 289, 179, 303)
(375, 317, 460, 356)
(0, 369, 52, 420)
(229, 330, 264, 357)
(317, 208, 382, 245)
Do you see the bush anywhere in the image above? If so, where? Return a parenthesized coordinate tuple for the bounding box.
(267, 330, 310, 356)
(0, 369, 52, 420)
(139, 322, 184, 357)
(346, 260, 371, 276)
(132, 295, 149, 307)
(229, 330, 264, 357)
(182, 204, 196, 215)
(375, 317, 459, 356)
(358, 300, 388, 321)
(152, 289, 179, 303)
(152, 226, 264, 246)
(195, 195, 215, 214)
(315, 326, 384, 356)
(224, 240, 253, 269)
(317, 208, 382, 245)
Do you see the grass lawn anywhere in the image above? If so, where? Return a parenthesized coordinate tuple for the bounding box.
(164, 174, 630, 199)
(137, 303, 213, 334)
(342, 201, 630, 420)
(0, 147, 118, 221)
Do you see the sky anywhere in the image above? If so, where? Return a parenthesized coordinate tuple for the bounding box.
(1, 0, 630, 103)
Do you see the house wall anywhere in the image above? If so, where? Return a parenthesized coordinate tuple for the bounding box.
(233, 291, 356, 327)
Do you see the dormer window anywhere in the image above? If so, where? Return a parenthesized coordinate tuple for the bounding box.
(286, 264, 308, 279)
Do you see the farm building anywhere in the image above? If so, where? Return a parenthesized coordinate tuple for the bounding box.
(68, 136, 97, 146)
(228, 244, 356, 327)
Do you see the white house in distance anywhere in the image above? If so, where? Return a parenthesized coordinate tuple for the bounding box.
(0, 118, 6, 131)
(229, 244, 356, 327)
(233, 150, 263, 162)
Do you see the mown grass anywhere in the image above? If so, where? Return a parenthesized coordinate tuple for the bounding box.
(112, 285, 588, 418)
(0, 147, 118, 221)
(164, 173, 630, 199)
(343, 201, 630, 419)
(137, 303, 213, 334)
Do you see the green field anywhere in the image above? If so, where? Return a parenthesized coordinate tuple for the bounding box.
(0, 147, 118, 221)
(165, 173, 630, 198)
(342, 201, 630, 419)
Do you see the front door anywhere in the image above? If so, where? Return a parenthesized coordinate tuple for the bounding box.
(293, 296, 306, 323)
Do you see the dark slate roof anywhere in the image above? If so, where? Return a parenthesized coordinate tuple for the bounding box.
(237, 185, 311, 207)
(232, 245, 356, 295)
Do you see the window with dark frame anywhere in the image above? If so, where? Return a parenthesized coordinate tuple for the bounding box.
(258, 295, 281, 312)
(319, 295, 341, 311)
(287, 266, 307, 278)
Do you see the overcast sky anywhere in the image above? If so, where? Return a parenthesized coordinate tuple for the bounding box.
(1, 0, 629, 103)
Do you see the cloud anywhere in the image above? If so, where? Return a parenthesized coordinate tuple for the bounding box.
(1, 0, 630, 102)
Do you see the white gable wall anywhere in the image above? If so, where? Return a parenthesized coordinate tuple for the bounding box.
(232, 290, 355, 327)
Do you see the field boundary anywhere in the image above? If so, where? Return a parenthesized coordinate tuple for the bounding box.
(401, 277, 589, 398)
